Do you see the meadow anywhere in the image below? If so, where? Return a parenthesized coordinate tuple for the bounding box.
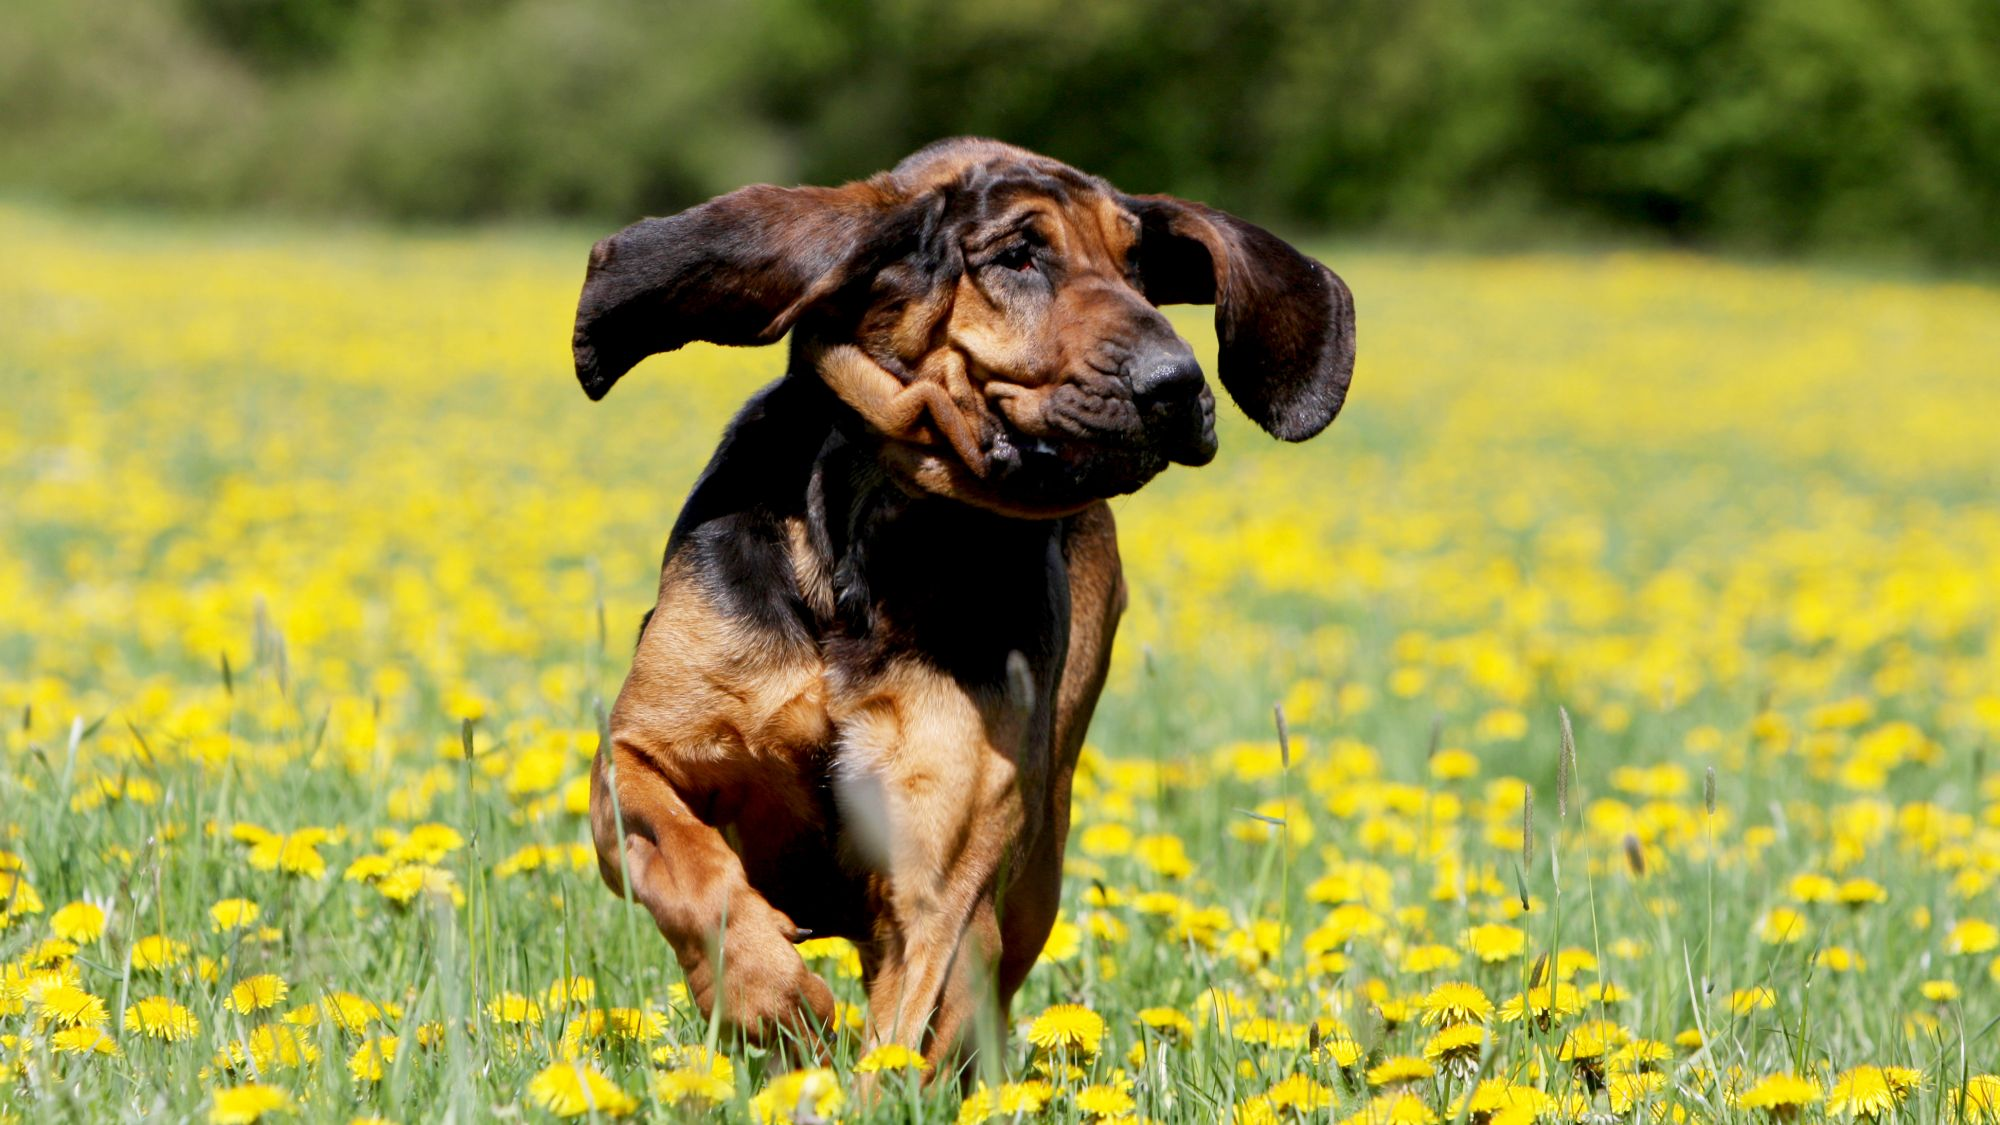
(3, 201, 1999, 1122)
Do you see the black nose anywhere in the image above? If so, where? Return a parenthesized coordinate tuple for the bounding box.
(1131, 352, 1205, 406)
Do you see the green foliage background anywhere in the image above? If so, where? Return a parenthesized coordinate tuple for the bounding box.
(6, 0, 1999, 262)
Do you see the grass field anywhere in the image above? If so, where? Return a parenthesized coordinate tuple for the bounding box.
(3, 201, 2000, 1123)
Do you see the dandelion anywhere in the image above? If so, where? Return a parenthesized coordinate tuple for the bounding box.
(959, 1081, 1056, 1123)
(210, 899, 261, 932)
(855, 1042, 930, 1074)
(1420, 981, 1494, 1026)
(750, 1068, 843, 1124)
(485, 992, 543, 1026)
(1266, 1074, 1337, 1112)
(225, 974, 289, 1013)
(1608, 1070, 1668, 1114)
(1946, 919, 1998, 955)
(50, 901, 107, 943)
(1738, 1073, 1822, 1120)
(1498, 982, 1584, 1029)
(1367, 1055, 1435, 1086)
(51, 1026, 118, 1056)
(1344, 1091, 1438, 1125)
(209, 1083, 291, 1124)
(525, 1061, 638, 1118)
(1077, 1083, 1137, 1119)
(1729, 986, 1777, 1016)
(348, 1036, 399, 1082)
(1133, 834, 1194, 879)
(35, 982, 109, 1029)
(648, 1044, 737, 1102)
(654, 1064, 735, 1108)
(1757, 907, 1810, 944)
(1829, 1066, 1921, 1118)
(1837, 878, 1888, 906)
(126, 996, 200, 1041)
(1461, 924, 1527, 963)
(1955, 1076, 2000, 1123)
(1920, 979, 1959, 1002)
(130, 934, 190, 972)
(1399, 943, 1463, 973)
(1027, 1003, 1105, 1059)
(1422, 1023, 1485, 1076)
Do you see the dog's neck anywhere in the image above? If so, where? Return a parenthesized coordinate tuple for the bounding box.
(799, 420, 1068, 685)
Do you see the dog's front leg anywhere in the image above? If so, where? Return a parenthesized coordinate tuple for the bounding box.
(832, 657, 1036, 1074)
(590, 742, 835, 1050)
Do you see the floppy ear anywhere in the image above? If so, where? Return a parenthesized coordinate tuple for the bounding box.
(573, 182, 906, 400)
(1122, 194, 1355, 441)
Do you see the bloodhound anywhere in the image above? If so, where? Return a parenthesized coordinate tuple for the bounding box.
(573, 137, 1354, 1073)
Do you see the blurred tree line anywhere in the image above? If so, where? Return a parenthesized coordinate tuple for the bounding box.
(6, 0, 1997, 263)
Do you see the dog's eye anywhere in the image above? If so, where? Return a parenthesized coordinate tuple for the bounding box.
(992, 244, 1037, 273)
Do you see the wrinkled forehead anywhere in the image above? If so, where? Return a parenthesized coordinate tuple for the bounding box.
(900, 148, 1138, 261)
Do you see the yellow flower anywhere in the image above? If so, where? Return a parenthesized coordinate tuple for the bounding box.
(795, 936, 865, 978)
(1040, 919, 1083, 963)
(348, 1036, 399, 1082)
(1829, 1066, 1921, 1117)
(1947, 919, 1999, 955)
(1078, 822, 1134, 856)
(1344, 1091, 1439, 1125)
(1920, 979, 1960, 1002)
(1420, 981, 1494, 1026)
(855, 1043, 930, 1074)
(50, 1026, 119, 1056)
(525, 1061, 637, 1118)
(1027, 1003, 1105, 1058)
(651, 1048, 735, 1106)
(544, 976, 596, 1008)
(35, 982, 109, 1029)
(1399, 943, 1462, 973)
(1738, 1073, 1822, 1119)
(1757, 907, 1810, 944)
(1367, 1054, 1435, 1086)
(126, 995, 200, 1041)
(1430, 748, 1480, 780)
(1837, 878, 1888, 906)
(377, 864, 463, 906)
(226, 974, 290, 1013)
(49, 901, 107, 943)
(1954, 1076, 2000, 1123)
(1422, 1023, 1484, 1066)
(1498, 983, 1583, 1025)
(130, 934, 190, 972)
(959, 1081, 1056, 1123)
(210, 898, 262, 932)
(1608, 1070, 1668, 1113)
(1137, 1006, 1194, 1043)
(751, 1068, 843, 1124)
(1266, 1074, 1337, 1112)
(1077, 1084, 1137, 1119)
(485, 991, 543, 1026)
(1461, 923, 1526, 963)
(1729, 987, 1777, 1016)
(217, 1025, 318, 1072)
(210, 1082, 291, 1124)
(1132, 834, 1194, 878)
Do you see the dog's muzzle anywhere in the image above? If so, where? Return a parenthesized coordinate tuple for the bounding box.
(1131, 348, 1219, 467)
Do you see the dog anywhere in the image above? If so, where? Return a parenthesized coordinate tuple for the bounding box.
(573, 137, 1354, 1070)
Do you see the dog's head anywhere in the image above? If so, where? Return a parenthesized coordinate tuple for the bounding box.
(573, 138, 1354, 516)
